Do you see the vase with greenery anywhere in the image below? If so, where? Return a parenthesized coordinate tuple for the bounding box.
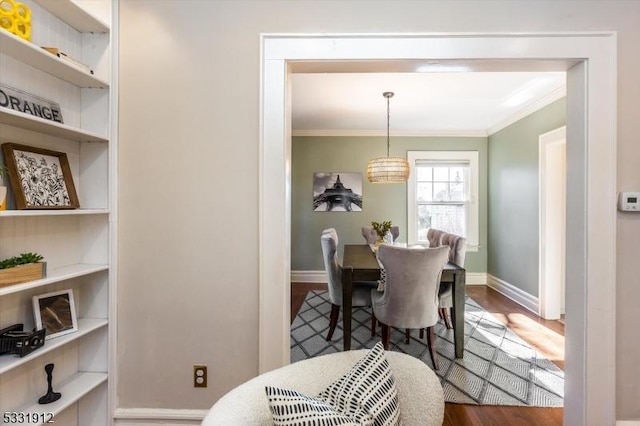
(371, 220, 393, 246)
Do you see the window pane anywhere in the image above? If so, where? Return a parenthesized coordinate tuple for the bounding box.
(433, 182, 449, 201)
(417, 204, 466, 241)
(450, 167, 464, 184)
(450, 181, 464, 201)
(416, 182, 433, 201)
(416, 166, 433, 181)
(433, 167, 449, 181)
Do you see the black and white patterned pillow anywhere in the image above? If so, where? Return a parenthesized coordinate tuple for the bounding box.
(265, 343, 401, 426)
(265, 386, 374, 426)
(317, 342, 401, 426)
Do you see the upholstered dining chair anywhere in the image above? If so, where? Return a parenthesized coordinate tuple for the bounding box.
(321, 229, 377, 341)
(371, 244, 450, 369)
(436, 232, 467, 329)
(361, 226, 400, 244)
(426, 228, 445, 248)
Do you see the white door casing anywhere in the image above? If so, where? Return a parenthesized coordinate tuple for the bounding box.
(260, 33, 616, 426)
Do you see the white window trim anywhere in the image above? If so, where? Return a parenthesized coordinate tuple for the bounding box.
(407, 151, 479, 251)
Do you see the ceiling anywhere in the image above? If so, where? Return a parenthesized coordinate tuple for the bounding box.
(291, 71, 566, 137)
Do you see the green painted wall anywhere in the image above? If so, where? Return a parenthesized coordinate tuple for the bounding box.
(292, 136, 488, 273)
(487, 98, 566, 297)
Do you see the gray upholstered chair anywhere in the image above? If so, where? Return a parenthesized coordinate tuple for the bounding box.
(371, 244, 450, 369)
(361, 225, 400, 244)
(436, 232, 467, 328)
(321, 229, 376, 341)
(426, 228, 445, 248)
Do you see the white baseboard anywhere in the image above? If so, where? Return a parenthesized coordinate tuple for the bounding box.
(486, 274, 539, 314)
(114, 408, 208, 425)
(465, 272, 486, 285)
(291, 270, 326, 283)
(617, 421, 640, 426)
(291, 270, 487, 285)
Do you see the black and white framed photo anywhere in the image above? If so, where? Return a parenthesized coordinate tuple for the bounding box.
(33, 289, 78, 340)
(313, 172, 363, 212)
(1, 143, 80, 210)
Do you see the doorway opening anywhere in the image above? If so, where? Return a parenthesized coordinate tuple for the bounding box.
(260, 33, 616, 425)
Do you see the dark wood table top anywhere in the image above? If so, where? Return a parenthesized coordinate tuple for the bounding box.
(342, 244, 463, 276)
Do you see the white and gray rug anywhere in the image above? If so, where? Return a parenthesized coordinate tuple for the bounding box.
(291, 290, 564, 407)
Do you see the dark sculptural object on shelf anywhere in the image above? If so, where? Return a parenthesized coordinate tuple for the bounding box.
(38, 363, 62, 404)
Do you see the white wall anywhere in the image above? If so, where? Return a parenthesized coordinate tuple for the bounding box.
(117, 0, 640, 421)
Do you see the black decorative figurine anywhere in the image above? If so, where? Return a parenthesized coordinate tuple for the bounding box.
(38, 363, 62, 404)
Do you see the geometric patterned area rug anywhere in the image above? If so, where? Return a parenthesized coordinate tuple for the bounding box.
(291, 290, 564, 407)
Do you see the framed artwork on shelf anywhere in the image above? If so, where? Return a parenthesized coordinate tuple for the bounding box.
(1, 143, 80, 210)
(33, 289, 78, 340)
(313, 172, 363, 212)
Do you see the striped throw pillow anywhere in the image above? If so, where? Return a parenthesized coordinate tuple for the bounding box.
(265, 342, 401, 426)
(317, 342, 401, 426)
(265, 386, 373, 426)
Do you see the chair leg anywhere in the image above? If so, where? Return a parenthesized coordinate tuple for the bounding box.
(326, 304, 340, 341)
(425, 326, 439, 370)
(419, 328, 425, 339)
(405, 329, 411, 344)
(439, 307, 453, 329)
(381, 324, 391, 350)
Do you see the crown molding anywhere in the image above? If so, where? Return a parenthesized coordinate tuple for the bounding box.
(292, 128, 488, 138)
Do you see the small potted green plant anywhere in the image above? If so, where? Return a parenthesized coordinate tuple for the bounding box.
(0, 164, 8, 211)
(0, 252, 47, 287)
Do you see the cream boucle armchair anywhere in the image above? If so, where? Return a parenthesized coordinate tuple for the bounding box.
(201, 349, 444, 426)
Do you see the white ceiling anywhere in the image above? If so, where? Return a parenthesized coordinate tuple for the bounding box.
(291, 71, 566, 137)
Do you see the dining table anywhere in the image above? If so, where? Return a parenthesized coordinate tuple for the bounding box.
(341, 244, 466, 358)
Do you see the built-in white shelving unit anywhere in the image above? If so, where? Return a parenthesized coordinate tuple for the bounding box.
(0, 1, 114, 425)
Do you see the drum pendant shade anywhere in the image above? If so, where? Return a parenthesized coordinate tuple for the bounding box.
(367, 92, 410, 183)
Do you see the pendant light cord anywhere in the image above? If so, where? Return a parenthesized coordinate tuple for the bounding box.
(386, 94, 390, 157)
(384, 91, 394, 157)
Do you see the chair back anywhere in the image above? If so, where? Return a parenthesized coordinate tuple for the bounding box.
(440, 233, 467, 267)
(375, 245, 450, 329)
(361, 226, 400, 244)
(320, 229, 342, 305)
(426, 228, 445, 247)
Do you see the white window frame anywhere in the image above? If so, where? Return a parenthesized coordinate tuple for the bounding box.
(407, 151, 479, 251)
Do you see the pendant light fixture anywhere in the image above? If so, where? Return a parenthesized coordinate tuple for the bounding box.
(366, 92, 410, 183)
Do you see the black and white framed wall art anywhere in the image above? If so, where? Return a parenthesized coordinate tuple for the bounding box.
(313, 172, 363, 212)
(1, 143, 79, 210)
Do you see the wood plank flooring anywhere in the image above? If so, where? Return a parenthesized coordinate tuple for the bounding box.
(291, 283, 565, 426)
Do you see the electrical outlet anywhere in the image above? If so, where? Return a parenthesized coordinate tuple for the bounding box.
(193, 365, 207, 388)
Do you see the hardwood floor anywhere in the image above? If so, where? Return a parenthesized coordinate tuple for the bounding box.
(291, 283, 565, 426)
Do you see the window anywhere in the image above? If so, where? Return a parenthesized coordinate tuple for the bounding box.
(407, 151, 479, 250)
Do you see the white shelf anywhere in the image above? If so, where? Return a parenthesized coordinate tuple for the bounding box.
(0, 264, 109, 297)
(19, 372, 108, 425)
(0, 108, 108, 143)
(33, 0, 110, 33)
(0, 31, 108, 88)
(0, 209, 109, 218)
(0, 318, 107, 374)
(0, 1, 113, 423)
